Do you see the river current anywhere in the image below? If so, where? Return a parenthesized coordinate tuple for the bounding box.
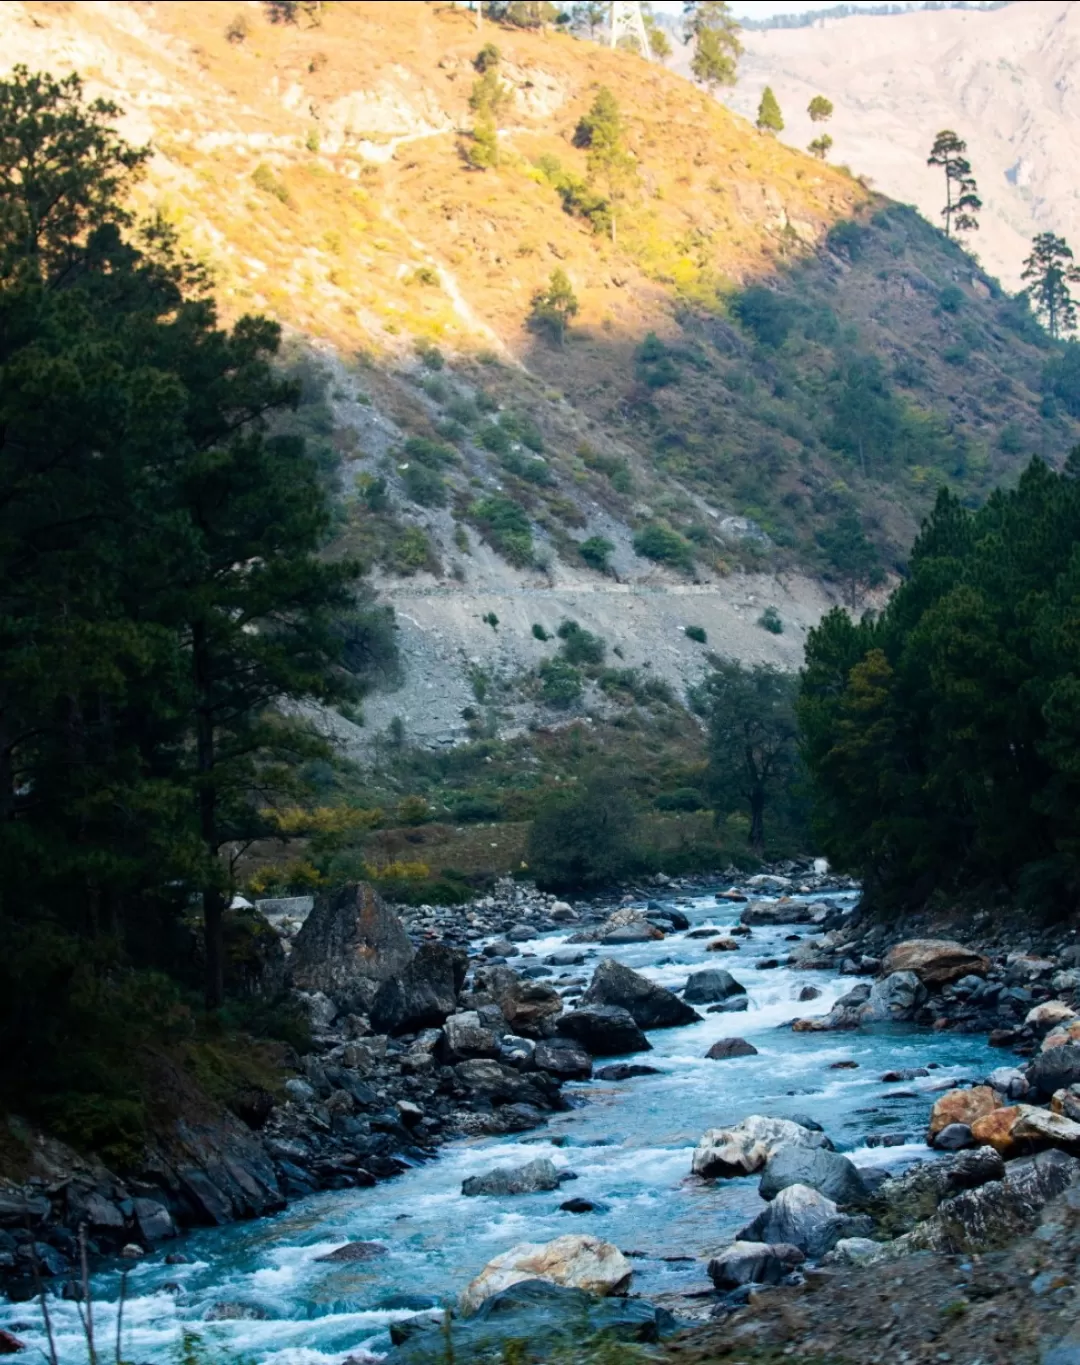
(2, 890, 1003, 1364)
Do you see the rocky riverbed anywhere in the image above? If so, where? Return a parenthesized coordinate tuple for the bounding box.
(2, 869, 1080, 1364)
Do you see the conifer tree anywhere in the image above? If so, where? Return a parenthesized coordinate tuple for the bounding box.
(808, 133, 833, 161)
(927, 129, 981, 237)
(808, 94, 833, 123)
(574, 88, 637, 246)
(682, 1, 743, 91)
(1022, 232, 1080, 339)
(756, 85, 784, 134)
(528, 267, 579, 345)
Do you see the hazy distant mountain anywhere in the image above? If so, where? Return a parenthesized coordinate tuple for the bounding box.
(695, 0, 1080, 290)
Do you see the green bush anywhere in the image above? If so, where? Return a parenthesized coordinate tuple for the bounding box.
(479, 422, 513, 455)
(655, 787, 707, 812)
(469, 494, 534, 566)
(730, 286, 796, 348)
(633, 523, 694, 572)
(252, 163, 292, 205)
(939, 284, 964, 313)
(826, 220, 869, 261)
(557, 619, 606, 666)
(539, 657, 583, 708)
(685, 624, 707, 643)
(526, 774, 639, 891)
(758, 605, 783, 634)
(636, 332, 680, 387)
(452, 792, 503, 821)
(1044, 342, 1080, 417)
(532, 622, 551, 641)
(403, 436, 456, 467)
(401, 461, 446, 507)
(579, 535, 615, 572)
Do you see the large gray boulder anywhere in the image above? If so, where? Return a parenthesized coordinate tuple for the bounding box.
(683, 969, 746, 1005)
(370, 943, 468, 1035)
(289, 883, 412, 1008)
(740, 899, 813, 927)
(533, 1039, 593, 1080)
(462, 1158, 562, 1197)
(479, 966, 564, 1039)
(860, 971, 927, 1022)
(738, 1183, 872, 1258)
(1026, 1044, 1080, 1099)
(582, 959, 700, 1029)
(881, 939, 989, 986)
(692, 1116, 829, 1179)
(707, 1241, 804, 1289)
(758, 1145, 868, 1204)
(557, 1005, 651, 1056)
(440, 1012, 501, 1062)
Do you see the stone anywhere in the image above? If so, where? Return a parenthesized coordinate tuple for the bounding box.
(459, 1235, 632, 1314)
(1051, 1085, 1080, 1122)
(758, 1146, 868, 1204)
(594, 1063, 661, 1081)
(970, 1104, 1080, 1157)
(880, 939, 990, 986)
(823, 1237, 886, 1266)
(0, 1331, 26, 1354)
(462, 1157, 562, 1198)
(738, 1183, 872, 1258)
(692, 1115, 829, 1179)
(440, 1012, 500, 1062)
(120, 1244, 143, 1258)
(315, 1241, 387, 1263)
(985, 1066, 1030, 1100)
(205, 1302, 269, 1321)
(546, 950, 587, 967)
(132, 1197, 176, 1243)
(927, 1086, 1001, 1140)
(454, 1058, 548, 1107)
(683, 969, 746, 1004)
(707, 1240, 805, 1289)
(740, 899, 813, 926)
(705, 1038, 758, 1060)
(550, 902, 576, 921)
(289, 883, 413, 1006)
(799, 985, 822, 1002)
(533, 1039, 593, 1080)
(369, 943, 468, 1035)
(1026, 1000, 1077, 1030)
(875, 1147, 1007, 1235)
(707, 997, 750, 1014)
(933, 1123, 975, 1151)
(482, 968, 564, 1038)
(556, 1005, 651, 1056)
(499, 1035, 536, 1068)
(1028, 1044, 1080, 1097)
(296, 991, 337, 1031)
(1042, 1020, 1080, 1051)
(582, 958, 699, 1028)
(706, 938, 741, 952)
(560, 1197, 607, 1214)
(860, 971, 927, 1022)
(592, 907, 664, 943)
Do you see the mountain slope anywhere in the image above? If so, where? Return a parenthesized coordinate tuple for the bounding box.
(711, 0, 1080, 292)
(2, 0, 1071, 748)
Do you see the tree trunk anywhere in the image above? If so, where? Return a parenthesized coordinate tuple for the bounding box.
(749, 788, 765, 853)
(193, 622, 224, 1011)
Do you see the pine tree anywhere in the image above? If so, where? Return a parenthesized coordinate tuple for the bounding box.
(756, 86, 784, 134)
(927, 130, 981, 237)
(808, 133, 833, 161)
(574, 88, 637, 246)
(528, 267, 579, 345)
(1022, 232, 1080, 340)
(808, 94, 833, 123)
(683, 1, 743, 91)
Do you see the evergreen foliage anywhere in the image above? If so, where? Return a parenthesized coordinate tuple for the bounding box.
(574, 88, 636, 246)
(682, 1, 743, 90)
(808, 133, 833, 161)
(528, 267, 579, 345)
(1022, 233, 1080, 340)
(799, 452, 1080, 913)
(927, 130, 981, 237)
(756, 86, 784, 134)
(808, 94, 834, 123)
(526, 772, 639, 890)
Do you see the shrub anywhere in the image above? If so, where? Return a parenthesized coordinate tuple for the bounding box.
(633, 523, 694, 572)
(226, 13, 250, 42)
(636, 332, 680, 387)
(526, 774, 639, 891)
(579, 535, 615, 572)
(252, 163, 292, 205)
(729, 286, 795, 349)
(532, 623, 551, 641)
(483, 612, 499, 630)
(758, 605, 783, 633)
(826, 219, 869, 261)
(403, 436, 455, 467)
(655, 787, 707, 812)
(452, 793, 503, 821)
(685, 624, 707, 643)
(464, 119, 499, 170)
(387, 526, 437, 575)
(416, 340, 445, 370)
(557, 619, 605, 667)
(478, 422, 512, 455)
(474, 42, 501, 72)
(528, 268, 579, 346)
(401, 462, 445, 507)
(397, 795, 433, 826)
(939, 284, 964, 313)
(1044, 341, 1080, 417)
(539, 658, 583, 708)
(470, 494, 534, 566)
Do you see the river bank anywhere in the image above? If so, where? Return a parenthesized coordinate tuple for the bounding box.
(1, 871, 1079, 1363)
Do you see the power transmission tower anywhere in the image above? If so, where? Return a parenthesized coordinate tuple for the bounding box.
(609, 1, 652, 59)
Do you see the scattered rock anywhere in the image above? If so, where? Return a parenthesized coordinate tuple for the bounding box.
(861, 971, 927, 1022)
(441, 1012, 500, 1063)
(705, 1038, 758, 1060)
(927, 1086, 1001, 1141)
(933, 1123, 975, 1151)
(315, 1241, 387, 1263)
(970, 1104, 1080, 1157)
(533, 1039, 593, 1080)
(881, 939, 990, 986)
(557, 1005, 651, 1056)
(683, 969, 746, 1004)
(759, 1145, 868, 1205)
(738, 1183, 872, 1257)
(0, 1331, 25, 1354)
(740, 900, 813, 926)
(369, 943, 468, 1035)
(692, 1115, 829, 1179)
(799, 985, 822, 1002)
(1027, 1044, 1080, 1098)
(462, 1157, 562, 1198)
(560, 1197, 607, 1214)
(205, 1302, 270, 1322)
(459, 1235, 632, 1314)
(583, 959, 700, 1028)
(707, 1240, 805, 1289)
(594, 1063, 661, 1081)
(1026, 1001, 1077, 1030)
(706, 938, 741, 952)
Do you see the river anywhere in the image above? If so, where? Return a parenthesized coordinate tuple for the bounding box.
(1, 889, 1003, 1364)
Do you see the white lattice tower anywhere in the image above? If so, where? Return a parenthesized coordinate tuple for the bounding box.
(608, 1, 652, 59)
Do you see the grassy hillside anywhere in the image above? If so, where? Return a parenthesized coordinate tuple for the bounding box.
(6, 0, 1068, 600)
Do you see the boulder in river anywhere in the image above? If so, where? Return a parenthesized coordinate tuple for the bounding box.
(927, 1086, 1001, 1142)
(860, 971, 927, 1022)
(594, 1063, 661, 1081)
(738, 1183, 872, 1258)
(591, 907, 665, 944)
(315, 1241, 387, 1263)
(705, 1038, 758, 1060)
(557, 1005, 651, 1056)
(582, 958, 700, 1028)
(707, 997, 750, 1014)
(740, 899, 812, 927)
(480, 967, 564, 1038)
(692, 1115, 829, 1179)
(707, 1240, 805, 1289)
(533, 1039, 593, 1080)
(289, 883, 413, 1007)
(758, 1145, 868, 1205)
(683, 969, 745, 1004)
(462, 1157, 562, 1197)
(969, 1104, 1080, 1158)
(459, 1234, 632, 1314)
(706, 938, 741, 952)
(1026, 1043, 1080, 1098)
(370, 944, 468, 1035)
(880, 939, 989, 986)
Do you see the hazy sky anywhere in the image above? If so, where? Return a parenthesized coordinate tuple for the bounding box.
(652, 1, 916, 15)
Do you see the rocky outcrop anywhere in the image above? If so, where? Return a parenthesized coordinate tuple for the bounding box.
(927, 1085, 1001, 1141)
(683, 969, 746, 1004)
(705, 1037, 758, 1060)
(860, 970, 927, 1022)
(461, 1157, 562, 1197)
(759, 1145, 868, 1204)
(369, 943, 468, 1035)
(289, 883, 413, 1009)
(738, 1183, 873, 1257)
(582, 959, 700, 1028)
(479, 966, 564, 1038)
(969, 1104, 1080, 1157)
(1026, 1043, 1080, 1098)
(459, 1235, 632, 1314)
(881, 939, 990, 986)
(692, 1116, 829, 1179)
(708, 1240, 805, 1289)
(556, 1005, 651, 1055)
